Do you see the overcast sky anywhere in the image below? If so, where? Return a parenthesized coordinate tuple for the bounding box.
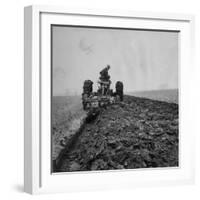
(52, 26, 178, 96)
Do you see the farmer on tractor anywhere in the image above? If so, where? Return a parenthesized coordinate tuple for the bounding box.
(98, 65, 111, 95)
(99, 65, 111, 82)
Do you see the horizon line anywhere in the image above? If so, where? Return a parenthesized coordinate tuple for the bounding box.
(53, 88, 178, 97)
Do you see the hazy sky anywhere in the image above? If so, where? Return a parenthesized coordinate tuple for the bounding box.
(52, 26, 178, 96)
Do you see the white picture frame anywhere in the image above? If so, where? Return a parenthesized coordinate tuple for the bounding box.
(24, 5, 195, 194)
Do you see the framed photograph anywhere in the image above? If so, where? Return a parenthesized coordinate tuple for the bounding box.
(24, 5, 195, 194)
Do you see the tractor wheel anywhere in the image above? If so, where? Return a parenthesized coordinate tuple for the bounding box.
(83, 80, 93, 94)
(115, 81, 123, 101)
(82, 80, 93, 110)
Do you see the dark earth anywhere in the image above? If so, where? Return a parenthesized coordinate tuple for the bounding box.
(55, 95, 178, 172)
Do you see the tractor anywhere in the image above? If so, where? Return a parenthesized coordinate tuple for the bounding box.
(82, 65, 123, 111)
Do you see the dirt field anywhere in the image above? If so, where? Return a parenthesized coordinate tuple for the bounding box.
(54, 93, 178, 172)
(52, 96, 86, 160)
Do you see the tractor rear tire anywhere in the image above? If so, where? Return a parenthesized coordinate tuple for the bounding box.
(115, 81, 123, 101)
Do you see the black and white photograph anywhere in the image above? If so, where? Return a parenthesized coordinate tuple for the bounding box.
(51, 25, 179, 173)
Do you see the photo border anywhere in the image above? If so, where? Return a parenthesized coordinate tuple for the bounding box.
(24, 5, 195, 194)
